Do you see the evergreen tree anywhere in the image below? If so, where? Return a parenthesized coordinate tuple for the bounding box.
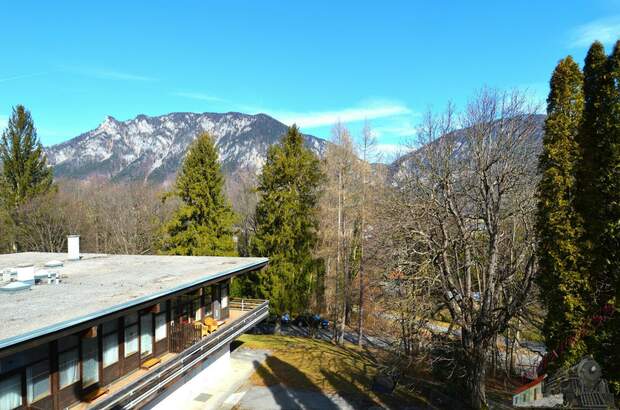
(591, 40, 620, 394)
(241, 125, 324, 314)
(0, 105, 54, 252)
(0, 105, 53, 208)
(160, 132, 236, 256)
(536, 56, 587, 368)
(575, 41, 609, 301)
(571, 40, 620, 393)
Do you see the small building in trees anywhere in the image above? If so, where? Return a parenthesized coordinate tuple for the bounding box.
(0, 241, 268, 409)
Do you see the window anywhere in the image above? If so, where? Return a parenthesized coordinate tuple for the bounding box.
(27, 360, 50, 403)
(193, 298, 201, 321)
(102, 319, 119, 367)
(59, 349, 79, 388)
(124, 324, 139, 357)
(221, 283, 229, 309)
(0, 344, 48, 374)
(58, 335, 78, 352)
(155, 313, 167, 341)
(125, 312, 138, 326)
(203, 286, 213, 317)
(0, 374, 22, 410)
(140, 314, 153, 357)
(81, 337, 99, 388)
(103, 333, 119, 367)
(102, 319, 118, 334)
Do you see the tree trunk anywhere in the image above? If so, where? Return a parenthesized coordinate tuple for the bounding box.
(463, 344, 488, 409)
(357, 269, 364, 346)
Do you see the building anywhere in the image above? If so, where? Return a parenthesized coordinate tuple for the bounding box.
(512, 375, 545, 406)
(0, 250, 268, 410)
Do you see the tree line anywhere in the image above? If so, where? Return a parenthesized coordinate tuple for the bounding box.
(536, 40, 620, 395)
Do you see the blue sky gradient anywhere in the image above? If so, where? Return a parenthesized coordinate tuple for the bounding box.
(1, 1, 619, 157)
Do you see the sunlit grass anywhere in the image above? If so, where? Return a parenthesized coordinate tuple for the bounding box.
(237, 334, 432, 408)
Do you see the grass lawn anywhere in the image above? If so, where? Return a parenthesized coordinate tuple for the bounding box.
(235, 334, 445, 409)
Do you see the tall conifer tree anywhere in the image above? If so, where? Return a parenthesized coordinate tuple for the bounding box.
(161, 132, 236, 256)
(575, 42, 607, 279)
(536, 56, 586, 367)
(242, 125, 324, 314)
(0, 105, 54, 252)
(0, 105, 53, 207)
(591, 40, 620, 393)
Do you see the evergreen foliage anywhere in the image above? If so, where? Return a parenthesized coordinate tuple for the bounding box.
(588, 40, 620, 393)
(536, 56, 587, 368)
(0, 105, 54, 252)
(239, 125, 324, 314)
(575, 42, 609, 298)
(160, 132, 236, 256)
(0, 105, 53, 208)
(540, 40, 620, 393)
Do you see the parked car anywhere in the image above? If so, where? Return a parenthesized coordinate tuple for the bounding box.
(293, 313, 329, 329)
(280, 312, 291, 326)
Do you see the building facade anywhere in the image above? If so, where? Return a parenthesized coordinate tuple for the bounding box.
(0, 252, 268, 410)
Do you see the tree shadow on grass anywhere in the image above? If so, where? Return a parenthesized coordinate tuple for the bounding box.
(230, 339, 245, 352)
(319, 367, 380, 409)
(252, 356, 340, 410)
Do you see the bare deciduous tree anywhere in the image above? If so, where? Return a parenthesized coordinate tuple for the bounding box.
(390, 89, 540, 408)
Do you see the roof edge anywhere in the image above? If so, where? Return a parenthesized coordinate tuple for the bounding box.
(0, 257, 268, 353)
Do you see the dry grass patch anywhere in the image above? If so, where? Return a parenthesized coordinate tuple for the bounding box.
(236, 334, 432, 408)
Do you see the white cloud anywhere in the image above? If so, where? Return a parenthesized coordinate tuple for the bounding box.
(172, 91, 224, 102)
(570, 16, 620, 48)
(0, 72, 48, 83)
(61, 66, 157, 82)
(373, 123, 417, 138)
(269, 102, 412, 128)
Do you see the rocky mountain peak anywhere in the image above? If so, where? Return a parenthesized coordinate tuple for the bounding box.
(45, 111, 327, 184)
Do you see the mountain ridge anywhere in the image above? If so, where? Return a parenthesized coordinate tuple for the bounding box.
(45, 111, 328, 184)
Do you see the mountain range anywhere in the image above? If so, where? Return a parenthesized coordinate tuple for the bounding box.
(45, 112, 327, 184)
(45, 111, 546, 185)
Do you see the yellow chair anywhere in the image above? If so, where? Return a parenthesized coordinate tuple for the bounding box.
(203, 316, 218, 333)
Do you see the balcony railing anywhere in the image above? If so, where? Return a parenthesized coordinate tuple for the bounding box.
(229, 297, 266, 311)
(89, 299, 269, 410)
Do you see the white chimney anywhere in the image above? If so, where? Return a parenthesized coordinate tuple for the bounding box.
(16, 264, 35, 285)
(68, 235, 80, 261)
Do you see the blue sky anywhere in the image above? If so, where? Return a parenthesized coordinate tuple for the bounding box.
(1, 1, 619, 158)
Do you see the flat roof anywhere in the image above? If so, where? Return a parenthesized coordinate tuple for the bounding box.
(0, 252, 267, 352)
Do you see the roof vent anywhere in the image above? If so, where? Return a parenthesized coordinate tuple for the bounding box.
(44, 260, 63, 268)
(68, 235, 80, 261)
(16, 264, 34, 285)
(0, 281, 31, 293)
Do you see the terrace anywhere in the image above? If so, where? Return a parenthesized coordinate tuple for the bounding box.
(80, 298, 268, 409)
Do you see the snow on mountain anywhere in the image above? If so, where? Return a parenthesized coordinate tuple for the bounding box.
(45, 112, 327, 183)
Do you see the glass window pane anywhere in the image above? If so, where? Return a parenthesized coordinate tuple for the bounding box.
(102, 319, 118, 334)
(221, 284, 228, 309)
(59, 349, 79, 388)
(103, 333, 119, 367)
(0, 344, 48, 374)
(124, 324, 138, 357)
(81, 337, 99, 388)
(158, 302, 167, 312)
(0, 374, 22, 409)
(155, 313, 167, 341)
(58, 335, 78, 352)
(140, 314, 153, 357)
(125, 312, 138, 326)
(27, 360, 50, 403)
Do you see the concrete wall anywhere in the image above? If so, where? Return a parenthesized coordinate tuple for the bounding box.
(143, 343, 231, 410)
